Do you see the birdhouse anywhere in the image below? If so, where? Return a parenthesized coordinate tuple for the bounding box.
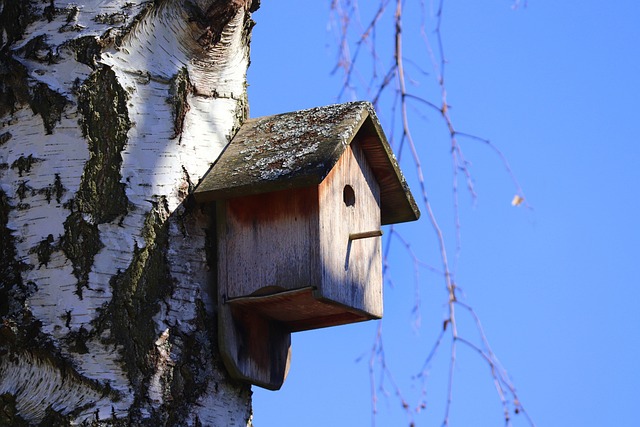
(193, 101, 419, 390)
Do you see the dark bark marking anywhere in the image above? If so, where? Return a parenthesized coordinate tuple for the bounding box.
(43, 0, 55, 23)
(53, 173, 66, 203)
(167, 299, 227, 413)
(17, 34, 56, 64)
(11, 154, 43, 177)
(0, 54, 30, 118)
(0, 189, 30, 319)
(60, 212, 103, 299)
(0, 55, 68, 134)
(15, 180, 33, 201)
(64, 36, 103, 69)
(0, 0, 38, 51)
(113, 2, 155, 48)
(65, 325, 90, 354)
(0, 196, 92, 413)
(167, 67, 193, 140)
(93, 12, 128, 25)
(0, 132, 12, 146)
(38, 406, 73, 427)
(36, 173, 67, 204)
(28, 82, 69, 134)
(58, 5, 83, 33)
(30, 234, 55, 268)
(75, 66, 130, 223)
(249, 0, 260, 12)
(95, 199, 174, 415)
(184, 0, 250, 47)
(0, 393, 30, 427)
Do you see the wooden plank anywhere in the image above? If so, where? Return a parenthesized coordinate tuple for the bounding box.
(318, 141, 383, 318)
(218, 301, 291, 390)
(222, 187, 321, 299)
(227, 287, 374, 332)
(216, 200, 292, 390)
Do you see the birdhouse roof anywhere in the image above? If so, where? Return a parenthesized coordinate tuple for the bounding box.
(193, 101, 420, 225)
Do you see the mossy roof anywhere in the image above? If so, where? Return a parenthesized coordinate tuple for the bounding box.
(193, 101, 420, 225)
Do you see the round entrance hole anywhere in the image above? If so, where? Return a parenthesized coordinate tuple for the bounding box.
(343, 185, 356, 207)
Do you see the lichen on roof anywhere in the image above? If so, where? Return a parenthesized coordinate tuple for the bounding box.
(193, 101, 420, 225)
(196, 101, 372, 198)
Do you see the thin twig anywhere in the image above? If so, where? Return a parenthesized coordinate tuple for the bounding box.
(333, 0, 535, 425)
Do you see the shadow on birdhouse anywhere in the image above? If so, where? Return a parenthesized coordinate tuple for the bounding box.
(194, 101, 420, 390)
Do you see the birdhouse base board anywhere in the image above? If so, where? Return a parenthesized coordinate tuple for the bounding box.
(227, 287, 376, 332)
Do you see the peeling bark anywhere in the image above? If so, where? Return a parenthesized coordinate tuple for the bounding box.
(0, 0, 256, 424)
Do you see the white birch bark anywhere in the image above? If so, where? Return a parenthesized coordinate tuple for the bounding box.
(0, 0, 256, 424)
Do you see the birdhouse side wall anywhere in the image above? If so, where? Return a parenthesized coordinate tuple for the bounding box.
(217, 188, 321, 300)
(318, 140, 383, 318)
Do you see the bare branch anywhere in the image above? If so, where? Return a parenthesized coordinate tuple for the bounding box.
(332, 0, 534, 425)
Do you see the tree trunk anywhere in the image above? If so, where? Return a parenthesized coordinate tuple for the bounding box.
(0, 0, 257, 424)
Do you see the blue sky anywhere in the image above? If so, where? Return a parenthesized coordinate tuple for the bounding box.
(247, 1, 640, 426)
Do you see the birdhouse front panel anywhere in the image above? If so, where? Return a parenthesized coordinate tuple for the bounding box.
(318, 139, 382, 319)
(217, 186, 320, 302)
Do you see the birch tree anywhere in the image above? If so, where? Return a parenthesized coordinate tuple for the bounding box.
(0, 0, 258, 424)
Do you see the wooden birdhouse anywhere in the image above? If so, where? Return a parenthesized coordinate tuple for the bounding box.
(193, 101, 419, 390)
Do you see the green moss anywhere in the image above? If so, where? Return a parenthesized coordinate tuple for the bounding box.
(60, 212, 103, 299)
(75, 66, 130, 223)
(61, 66, 130, 295)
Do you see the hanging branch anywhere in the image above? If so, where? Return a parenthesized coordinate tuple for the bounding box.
(330, 0, 535, 426)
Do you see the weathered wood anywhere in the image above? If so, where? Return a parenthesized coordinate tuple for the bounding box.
(218, 299, 291, 391)
(318, 140, 383, 318)
(193, 101, 420, 224)
(350, 230, 383, 240)
(228, 287, 371, 332)
(220, 187, 321, 300)
(208, 102, 419, 390)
